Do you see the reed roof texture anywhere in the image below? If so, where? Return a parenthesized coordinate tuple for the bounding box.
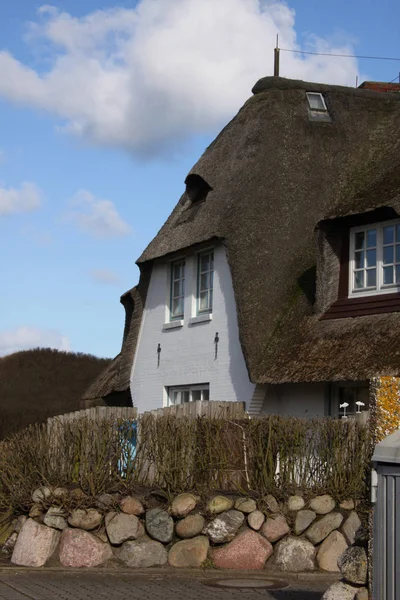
(83, 76, 400, 405)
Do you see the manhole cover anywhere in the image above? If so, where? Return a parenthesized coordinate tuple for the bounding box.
(203, 578, 289, 589)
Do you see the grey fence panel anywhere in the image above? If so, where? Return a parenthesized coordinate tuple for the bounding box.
(374, 464, 400, 600)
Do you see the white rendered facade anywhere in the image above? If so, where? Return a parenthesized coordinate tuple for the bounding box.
(130, 244, 255, 413)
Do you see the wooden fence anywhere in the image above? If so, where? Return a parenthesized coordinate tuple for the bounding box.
(143, 400, 246, 420)
(47, 406, 138, 428)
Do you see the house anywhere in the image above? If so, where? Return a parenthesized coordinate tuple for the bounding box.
(82, 76, 400, 418)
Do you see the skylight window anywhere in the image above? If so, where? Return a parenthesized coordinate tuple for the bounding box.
(306, 92, 327, 112)
(306, 92, 331, 122)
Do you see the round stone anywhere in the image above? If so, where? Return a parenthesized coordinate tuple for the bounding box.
(207, 496, 234, 514)
(145, 508, 174, 543)
(261, 515, 290, 543)
(234, 498, 257, 514)
(175, 514, 205, 539)
(168, 536, 209, 567)
(203, 510, 245, 544)
(120, 496, 145, 516)
(43, 507, 68, 531)
(171, 493, 197, 518)
(68, 509, 103, 531)
(287, 496, 305, 511)
(309, 495, 335, 515)
(117, 537, 167, 568)
(212, 530, 273, 570)
(247, 510, 265, 531)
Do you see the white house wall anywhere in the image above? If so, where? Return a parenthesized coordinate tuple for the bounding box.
(260, 383, 327, 418)
(130, 244, 255, 413)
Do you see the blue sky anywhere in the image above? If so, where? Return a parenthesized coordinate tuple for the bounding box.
(1, 0, 399, 359)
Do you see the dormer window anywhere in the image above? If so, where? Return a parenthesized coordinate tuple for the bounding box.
(349, 220, 400, 296)
(185, 174, 212, 204)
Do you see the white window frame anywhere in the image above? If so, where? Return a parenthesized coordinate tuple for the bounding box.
(349, 219, 400, 297)
(169, 259, 185, 321)
(306, 92, 327, 112)
(197, 249, 214, 315)
(167, 384, 210, 406)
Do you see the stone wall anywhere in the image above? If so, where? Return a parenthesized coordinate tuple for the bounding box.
(1, 487, 368, 596)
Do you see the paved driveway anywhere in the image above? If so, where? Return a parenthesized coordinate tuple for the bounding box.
(0, 570, 332, 600)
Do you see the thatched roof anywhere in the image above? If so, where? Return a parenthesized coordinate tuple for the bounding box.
(84, 76, 400, 402)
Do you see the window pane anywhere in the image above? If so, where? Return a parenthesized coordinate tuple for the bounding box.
(396, 266, 400, 284)
(173, 280, 181, 297)
(396, 245, 400, 263)
(366, 229, 376, 248)
(366, 269, 376, 288)
(384, 266, 394, 285)
(355, 232, 364, 250)
(200, 254, 210, 272)
(366, 249, 376, 267)
(354, 271, 364, 289)
(307, 93, 325, 110)
(383, 246, 394, 265)
(396, 224, 400, 242)
(172, 298, 182, 316)
(192, 390, 201, 402)
(209, 289, 213, 310)
(173, 263, 182, 279)
(200, 273, 209, 291)
(173, 391, 180, 405)
(199, 291, 209, 311)
(384, 226, 395, 245)
(355, 251, 364, 269)
(202, 389, 210, 401)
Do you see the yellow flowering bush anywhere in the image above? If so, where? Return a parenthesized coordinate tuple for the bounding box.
(374, 376, 400, 442)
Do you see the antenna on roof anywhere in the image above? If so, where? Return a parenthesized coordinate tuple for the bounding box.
(274, 34, 280, 77)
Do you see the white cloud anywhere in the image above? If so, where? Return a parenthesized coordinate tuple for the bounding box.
(0, 1, 361, 156)
(90, 268, 121, 285)
(0, 326, 71, 356)
(0, 181, 42, 216)
(66, 189, 132, 238)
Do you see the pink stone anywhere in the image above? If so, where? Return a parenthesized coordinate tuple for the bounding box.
(11, 519, 60, 567)
(212, 529, 273, 570)
(261, 514, 290, 542)
(59, 529, 113, 568)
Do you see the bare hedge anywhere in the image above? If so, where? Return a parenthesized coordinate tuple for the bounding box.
(0, 414, 371, 512)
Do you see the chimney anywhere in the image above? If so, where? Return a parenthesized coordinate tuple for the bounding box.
(358, 81, 400, 93)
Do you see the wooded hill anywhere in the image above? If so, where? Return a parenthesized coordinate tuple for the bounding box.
(0, 348, 111, 439)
